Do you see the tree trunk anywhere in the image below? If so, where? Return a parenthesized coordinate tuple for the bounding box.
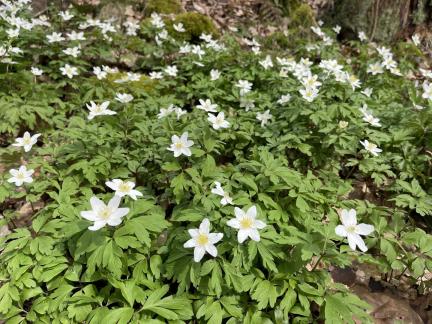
(319, 0, 432, 42)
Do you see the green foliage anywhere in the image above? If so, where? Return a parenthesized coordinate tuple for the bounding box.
(171, 12, 220, 42)
(0, 3, 432, 324)
(144, 0, 185, 16)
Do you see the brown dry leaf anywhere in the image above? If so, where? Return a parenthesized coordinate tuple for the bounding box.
(0, 215, 11, 238)
(352, 286, 423, 324)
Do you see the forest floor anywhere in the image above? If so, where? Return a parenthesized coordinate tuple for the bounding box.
(7, 0, 431, 322)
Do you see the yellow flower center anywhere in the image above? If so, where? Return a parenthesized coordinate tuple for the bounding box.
(196, 234, 208, 246)
(99, 207, 111, 220)
(366, 143, 376, 151)
(16, 172, 25, 180)
(175, 142, 184, 149)
(118, 183, 130, 192)
(240, 218, 253, 229)
(346, 225, 356, 234)
(23, 137, 31, 145)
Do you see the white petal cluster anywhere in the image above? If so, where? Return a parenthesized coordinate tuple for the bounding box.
(227, 206, 266, 243)
(12, 131, 41, 152)
(168, 132, 194, 157)
(211, 182, 233, 205)
(80, 196, 129, 231)
(335, 209, 374, 252)
(184, 218, 223, 262)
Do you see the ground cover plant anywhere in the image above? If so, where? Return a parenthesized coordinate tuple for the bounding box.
(0, 0, 432, 323)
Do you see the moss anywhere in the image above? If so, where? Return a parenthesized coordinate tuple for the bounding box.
(144, 0, 184, 16)
(105, 72, 157, 95)
(289, 3, 315, 29)
(169, 12, 219, 42)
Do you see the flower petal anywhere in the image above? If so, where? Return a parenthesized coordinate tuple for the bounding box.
(341, 209, 356, 226)
(90, 196, 105, 211)
(254, 220, 266, 229)
(88, 220, 106, 231)
(237, 229, 249, 243)
(199, 218, 210, 234)
(246, 205, 257, 219)
(208, 233, 223, 244)
(107, 217, 123, 226)
(108, 195, 121, 209)
(249, 229, 260, 242)
(111, 208, 129, 219)
(356, 223, 374, 236)
(80, 211, 96, 221)
(205, 244, 218, 257)
(227, 218, 240, 229)
(234, 207, 245, 219)
(184, 238, 196, 248)
(193, 246, 206, 262)
(335, 225, 347, 237)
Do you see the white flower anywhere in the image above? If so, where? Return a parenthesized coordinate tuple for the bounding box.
(59, 10, 74, 21)
(412, 34, 421, 46)
(67, 31, 85, 41)
(377, 46, 392, 58)
(149, 71, 163, 79)
(93, 66, 107, 80)
(335, 209, 374, 252)
(80, 195, 129, 231)
(277, 94, 291, 105)
(333, 25, 341, 34)
(422, 82, 432, 100)
(361, 111, 381, 127)
(347, 74, 361, 90)
(47, 32, 64, 43)
(208, 112, 229, 130)
(301, 74, 321, 89)
(361, 87, 373, 97)
(62, 46, 81, 58)
(200, 33, 213, 42)
(240, 98, 255, 111)
(12, 131, 41, 152)
(235, 80, 253, 96)
(150, 13, 165, 29)
(420, 68, 432, 79)
(210, 69, 220, 81)
(7, 28, 19, 38)
(158, 105, 175, 119)
(8, 165, 34, 186)
(196, 99, 218, 112)
(31, 67, 43, 76)
(259, 55, 273, 69)
(168, 132, 194, 157)
(311, 26, 324, 37)
(360, 140, 382, 156)
(115, 93, 133, 103)
(183, 218, 223, 262)
(339, 121, 349, 129)
(191, 45, 205, 58)
(227, 206, 266, 243)
(86, 101, 116, 120)
(256, 110, 272, 127)
(174, 107, 187, 119)
(211, 181, 233, 205)
(413, 103, 425, 110)
(164, 65, 178, 77)
(300, 87, 319, 102)
(179, 44, 191, 54)
(60, 64, 78, 79)
(358, 31, 367, 42)
(173, 23, 185, 32)
(106, 179, 143, 200)
(367, 62, 384, 75)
